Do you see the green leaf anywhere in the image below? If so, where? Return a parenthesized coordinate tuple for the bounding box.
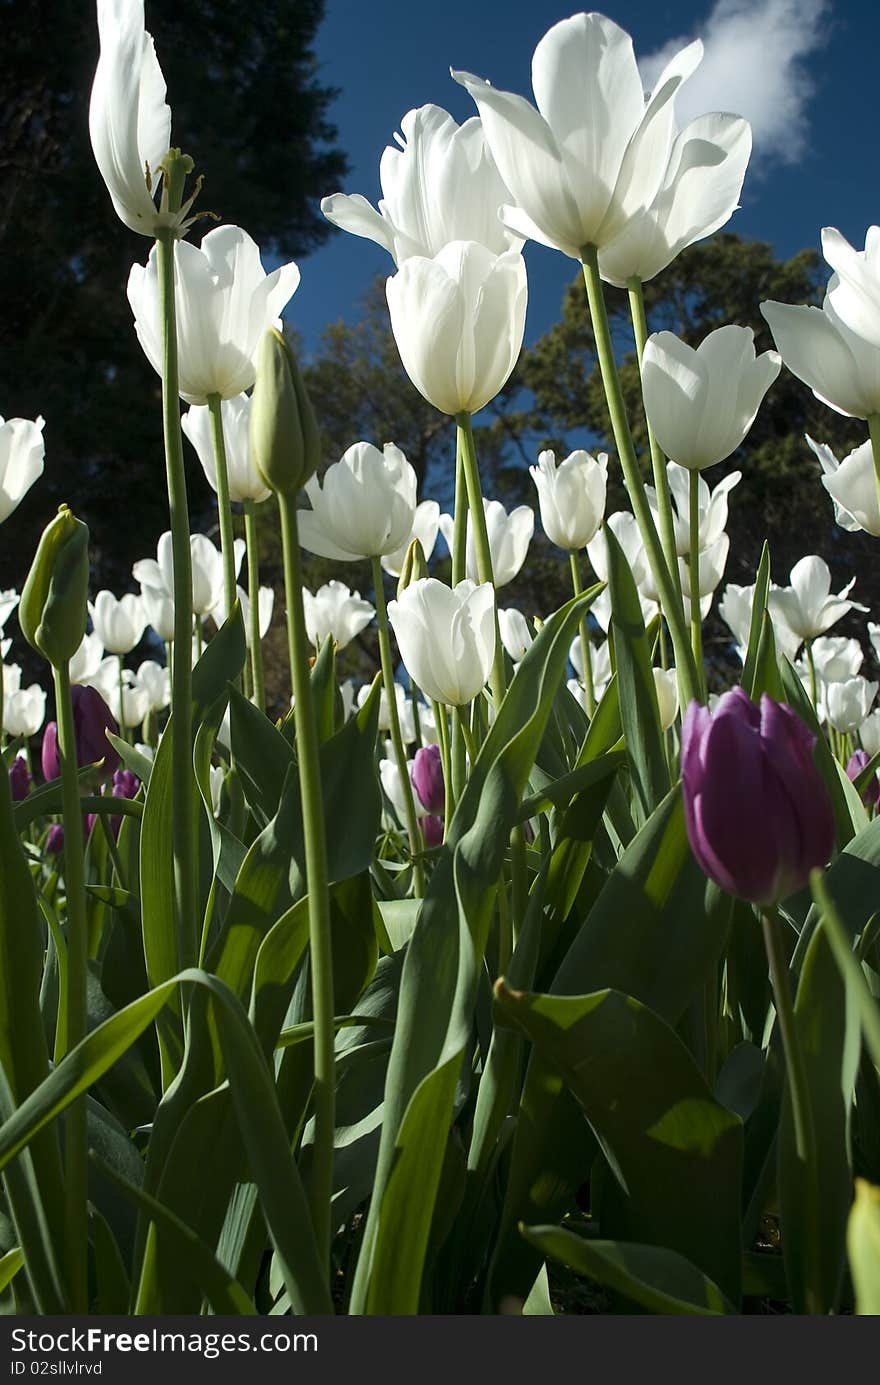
(848, 1179, 880, 1314)
(780, 657, 859, 849)
(495, 983, 743, 1304)
(522, 1224, 730, 1315)
(741, 541, 771, 697)
(0, 1246, 23, 1294)
(605, 522, 669, 821)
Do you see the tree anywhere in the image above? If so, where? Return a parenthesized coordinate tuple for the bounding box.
(0, 0, 347, 597)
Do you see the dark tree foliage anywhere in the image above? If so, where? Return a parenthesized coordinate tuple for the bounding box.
(0, 0, 347, 597)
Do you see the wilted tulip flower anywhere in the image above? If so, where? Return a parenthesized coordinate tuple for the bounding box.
(322, 104, 518, 261)
(380, 501, 441, 579)
(89, 591, 147, 655)
(410, 744, 445, 815)
(127, 226, 300, 405)
(89, 0, 190, 238)
(499, 608, 534, 664)
(182, 393, 271, 504)
(41, 684, 119, 781)
(762, 286, 880, 421)
(846, 749, 879, 808)
(826, 676, 878, 736)
(387, 579, 496, 707)
(453, 14, 747, 267)
(8, 754, 31, 802)
(681, 687, 834, 905)
(648, 463, 741, 556)
(823, 227, 880, 350)
(439, 498, 534, 588)
(529, 449, 608, 551)
(302, 581, 375, 652)
(769, 555, 866, 642)
(387, 241, 527, 417)
(2, 684, 47, 739)
(641, 326, 780, 470)
(68, 631, 105, 686)
(298, 443, 417, 562)
(0, 415, 44, 524)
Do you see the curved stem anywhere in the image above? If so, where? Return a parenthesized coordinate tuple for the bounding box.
(54, 662, 89, 1312)
(569, 552, 595, 715)
(206, 393, 238, 621)
(688, 468, 705, 692)
(156, 228, 197, 975)
(371, 556, 425, 899)
(627, 276, 681, 593)
(581, 247, 701, 708)
(244, 502, 265, 712)
(761, 906, 823, 1315)
(277, 490, 335, 1277)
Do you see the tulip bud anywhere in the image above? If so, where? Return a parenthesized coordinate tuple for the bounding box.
(249, 328, 320, 495)
(46, 823, 65, 855)
(411, 743, 444, 814)
(86, 768, 140, 838)
(422, 815, 443, 848)
(41, 685, 120, 783)
(846, 749, 880, 807)
(397, 538, 428, 598)
(19, 505, 90, 667)
(681, 687, 834, 906)
(8, 755, 31, 802)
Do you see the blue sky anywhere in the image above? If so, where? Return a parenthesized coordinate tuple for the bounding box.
(290, 0, 878, 354)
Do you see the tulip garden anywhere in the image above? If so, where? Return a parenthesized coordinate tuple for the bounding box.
(3, 1, 880, 1322)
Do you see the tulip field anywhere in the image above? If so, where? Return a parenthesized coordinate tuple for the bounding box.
(4, 1, 880, 1324)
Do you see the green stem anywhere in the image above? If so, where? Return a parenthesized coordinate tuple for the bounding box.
(581, 247, 700, 708)
(207, 393, 238, 621)
(569, 552, 595, 715)
(688, 468, 705, 692)
(117, 655, 128, 742)
(452, 433, 469, 586)
(156, 228, 197, 974)
(53, 662, 89, 1313)
(277, 490, 335, 1277)
(761, 905, 823, 1315)
(455, 413, 505, 709)
(805, 638, 818, 713)
(244, 502, 266, 713)
(627, 276, 681, 591)
(371, 556, 425, 899)
(811, 870, 880, 1072)
(868, 413, 880, 521)
(456, 704, 479, 764)
(433, 698, 452, 836)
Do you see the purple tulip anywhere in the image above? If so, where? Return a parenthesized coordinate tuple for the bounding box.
(8, 755, 31, 802)
(46, 823, 65, 854)
(846, 749, 879, 807)
(422, 814, 443, 848)
(411, 744, 445, 815)
(86, 768, 141, 839)
(681, 687, 834, 906)
(41, 685, 120, 782)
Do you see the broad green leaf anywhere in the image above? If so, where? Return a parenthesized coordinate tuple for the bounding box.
(741, 542, 771, 697)
(522, 1224, 729, 1315)
(0, 1246, 23, 1294)
(781, 656, 859, 849)
(848, 1179, 880, 1314)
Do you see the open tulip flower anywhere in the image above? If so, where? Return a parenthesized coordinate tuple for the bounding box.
(762, 284, 880, 421)
(439, 498, 534, 588)
(134, 659, 171, 714)
(134, 530, 243, 620)
(678, 533, 730, 619)
(356, 680, 416, 744)
(805, 436, 868, 534)
(386, 240, 527, 417)
(815, 439, 880, 537)
(641, 325, 780, 471)
(823, 226, 880, 350)
(68, 631, 106, 686)
(529, 448, 608, 551)
(452, 13, 748, 271)
(769, 555, 867, 642)
(127, 225, 300, 405)
(647, 462, 741, 556)
(387, 578, 496, 707)
(298, 442, 417, 562)
(0, 415, 45, 525)
(322, 104, 518, 262)
(302, 581, 375, 652)
(182, 393, 271, 504)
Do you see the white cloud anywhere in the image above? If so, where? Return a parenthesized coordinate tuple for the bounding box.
(641, 0, 829, 164)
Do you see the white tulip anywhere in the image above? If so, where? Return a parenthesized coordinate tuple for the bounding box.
(811, 636, 863, 686)
(586, 513, 660, 626)
(823, 227, 880, 350)
(379, 758, 432, 824)
(68, 631, 106, 685)
(816, 439, 880, 538)
(569, 636, 612, 700)
(127, 225, 300, 405)
(762, 287, 880, 420)
(209, 764, 225, 818)
(138, 582, 175, 643)
(826, 676, 878, 735)
(453, 15, 746, 266)
(212, 583, 273, 647)
(678, 534, 730, 619)
(387, 579, 495, 707)
(89, 656, 126, 706)
(498, 608, 534, 664)
(769, 556, 867, 642)
(805, 436, 864, 534)
(302, 581, 375, 652)
(0, 590, 18, 631)
(529, 449, 607, 551)
(647, 463, 741, 557)
(134, 660, 171, 713)
(322, 104, 518, 262)
(868, 622, 880, 663)
(653, 667, 679, 733)
(135, 530, 243, 619)
(641, 326, 780, 471)
(182, 393, 271, 504)
(298, 442, 417, 562)
(356, 681, 416, 744)
(89, 591, 147, 655)
(3, 664, 21, 697)
(2, 684, 45, 737)
(859, 709, 880, 756)
(0, 416, 44, 525)
(439, 498, 534, 588)
(719, 581, 802, 663)
(386, 240, 527, 417)
(380, 501, 441, 579)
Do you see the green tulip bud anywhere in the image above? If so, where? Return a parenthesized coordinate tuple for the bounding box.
(20, 504, 90, 667)
(250, 327, 320, 496)
(396, 537, 428, 598)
